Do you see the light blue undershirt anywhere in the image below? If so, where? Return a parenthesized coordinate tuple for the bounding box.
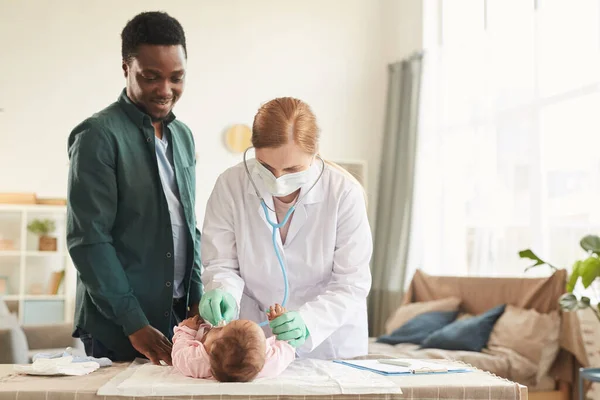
(154, 130, 187, 299)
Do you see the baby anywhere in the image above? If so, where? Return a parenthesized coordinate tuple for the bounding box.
(172, 304, 295, 382)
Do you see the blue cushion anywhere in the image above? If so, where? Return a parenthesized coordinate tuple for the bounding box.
(376, 311, 459, 345)
(420, 304, 506, 352)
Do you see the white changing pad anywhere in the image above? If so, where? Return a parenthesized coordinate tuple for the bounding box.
(97, 358, 402, 397)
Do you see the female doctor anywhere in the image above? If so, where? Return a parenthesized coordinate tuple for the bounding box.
(198, 97, 373, 359)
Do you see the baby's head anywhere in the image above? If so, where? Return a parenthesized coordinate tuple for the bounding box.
(204, 319, 266, 382)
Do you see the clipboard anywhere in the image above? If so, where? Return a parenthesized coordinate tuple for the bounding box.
(333, 359, 472, 376)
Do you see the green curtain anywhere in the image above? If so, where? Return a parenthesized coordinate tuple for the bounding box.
(368, 53, 423, 337)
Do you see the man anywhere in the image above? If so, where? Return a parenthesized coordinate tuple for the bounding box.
(66, 11, 202, 365)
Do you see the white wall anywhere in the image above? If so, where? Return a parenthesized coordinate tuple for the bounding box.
(381, 0, 423, 62)
(0, 0, 422, 226)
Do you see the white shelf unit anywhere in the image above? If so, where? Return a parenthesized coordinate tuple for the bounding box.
(0, 204, 75, 325)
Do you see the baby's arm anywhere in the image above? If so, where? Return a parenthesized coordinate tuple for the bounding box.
(257, 304, 295, 379)
(172, 325, 213, 379)
(256, 337, 296, 379)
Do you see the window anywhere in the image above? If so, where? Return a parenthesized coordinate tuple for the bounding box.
(407, 0, 600, 280)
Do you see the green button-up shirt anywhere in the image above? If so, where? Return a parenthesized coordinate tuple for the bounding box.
(66, 89, 202, 358)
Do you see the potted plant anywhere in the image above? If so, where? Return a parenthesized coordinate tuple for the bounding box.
(519, 234, 600, 321)
(27, 219, 57, 251)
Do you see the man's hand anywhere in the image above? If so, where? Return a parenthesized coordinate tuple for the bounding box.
(180, 315, 200, 330)
(128, 325, 173, 366)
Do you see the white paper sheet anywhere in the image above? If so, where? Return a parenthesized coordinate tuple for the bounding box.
(97, 358, 402, 397)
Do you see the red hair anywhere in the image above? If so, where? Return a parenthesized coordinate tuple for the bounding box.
(252, 97, 319, 153)
(252, 97, 368, 204)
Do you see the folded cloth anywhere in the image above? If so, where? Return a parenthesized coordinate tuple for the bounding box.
(14, 356, 100, 376)
(32, 346, 112, 367)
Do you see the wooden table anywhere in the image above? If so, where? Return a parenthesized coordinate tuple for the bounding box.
(0, 362, 527, 400)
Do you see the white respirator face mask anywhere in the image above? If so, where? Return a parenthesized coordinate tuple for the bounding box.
(255, 161, 315, 198)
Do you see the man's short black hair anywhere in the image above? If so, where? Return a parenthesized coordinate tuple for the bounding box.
(121, 11, 187, 63)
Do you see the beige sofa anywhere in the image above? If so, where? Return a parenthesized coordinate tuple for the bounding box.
(369, 269, 589, 400)
(0, 298, 84, 364)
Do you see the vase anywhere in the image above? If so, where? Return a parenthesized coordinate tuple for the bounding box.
(39, 236, 57, 251)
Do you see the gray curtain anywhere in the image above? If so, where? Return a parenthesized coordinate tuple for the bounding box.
(368, 53, 423, 337)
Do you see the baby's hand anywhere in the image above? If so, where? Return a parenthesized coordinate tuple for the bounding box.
(180, 315, 200, 330)
(267, 304, 286, 321)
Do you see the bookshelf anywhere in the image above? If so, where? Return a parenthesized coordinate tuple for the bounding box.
(0, 204, 75, 325)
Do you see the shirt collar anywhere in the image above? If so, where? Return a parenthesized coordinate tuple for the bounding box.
(117, 88, 176, 128)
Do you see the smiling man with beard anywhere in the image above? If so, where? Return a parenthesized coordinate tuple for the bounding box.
(66, 11, 202, 365)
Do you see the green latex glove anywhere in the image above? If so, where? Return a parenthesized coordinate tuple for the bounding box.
(269, 311, 309, 348)
(199, 289, 237, 326)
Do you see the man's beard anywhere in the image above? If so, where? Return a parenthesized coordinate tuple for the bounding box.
(134, 102, 170, 122)
(151, 115, 167, 123)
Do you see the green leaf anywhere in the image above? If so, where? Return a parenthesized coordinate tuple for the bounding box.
(581, 235, 600, 255)
(519, 249, 557, 271)
(559, 293, 579, 311)
(580, 256, 600, 288)
(579, 296, 592, 308)
(26, 219, 56, 236)
(519, 249, 543, 263)
(567, 260, 582, 292)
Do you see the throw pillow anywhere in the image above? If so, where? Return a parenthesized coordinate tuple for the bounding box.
(420, 304, 506, 352)
(384, 297, 461, 335)
(487, 305, 560, 384)
(377, 310, 459, 345)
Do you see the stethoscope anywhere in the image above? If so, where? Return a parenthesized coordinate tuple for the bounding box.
(243, 147, 326, 327)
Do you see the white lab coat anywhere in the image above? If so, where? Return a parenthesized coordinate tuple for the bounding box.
(201, 159, 373, 360)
